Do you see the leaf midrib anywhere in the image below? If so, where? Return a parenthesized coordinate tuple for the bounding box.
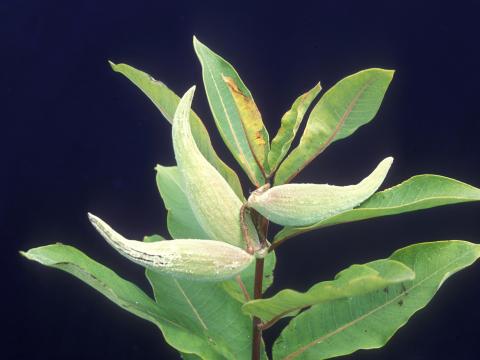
(202, 52, 260, 186)
(174, 279, 209, 330)
(284, 80, 373, 184)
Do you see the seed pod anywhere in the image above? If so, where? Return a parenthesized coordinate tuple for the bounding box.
(172, 86, 259, 251)
(248, 157, 394, 227)
(88, 213, 254, 281)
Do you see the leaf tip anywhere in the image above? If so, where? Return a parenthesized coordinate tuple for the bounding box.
(19, 248, 43, 263)
(192, 35, 203, 49)
(379, 68, 396, 81)
(108, 60, 120, 73)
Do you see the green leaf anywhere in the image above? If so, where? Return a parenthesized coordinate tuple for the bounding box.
(275, 175, 480, 243)
(110, 61, 243, 199)
(275, 68, 394, 185)
(273, 240, 480, 360)
(21, 244, 163, 324)
(268, 83, 322, 173)
(193, 37, 266, 186)
(223, 75, 270, 174)
(144, 235, 267, 360)
(155, 165, 210, 239)
(242, 259, 414, 324)
(181, 353, 202, 360)
(20, 244, 214, 357)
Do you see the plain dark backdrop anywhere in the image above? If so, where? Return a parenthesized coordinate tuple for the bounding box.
(3, 0, 480, 359)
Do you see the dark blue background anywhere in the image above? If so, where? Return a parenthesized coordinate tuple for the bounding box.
(3, 0, 480, 359)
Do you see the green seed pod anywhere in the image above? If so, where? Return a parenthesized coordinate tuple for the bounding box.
(172, 86, 259, 251)
(88, 213, 254, 281)
(248, 157, 394, 227)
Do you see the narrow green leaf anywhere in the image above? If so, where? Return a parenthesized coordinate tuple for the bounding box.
(21, 244, 164, 324)
(273, 240, 480, 360)
(21, 244, 214, 357)
(242, 259, 414, 323)
(275, 175, 480, 243)
(144, 235, 267, 360)
(110, 61, 243, 199)
(275, 68, 394, 185)
(193, 37, 266, 186)
(268, 83, 322, 173)
(223, 75, 270, 174)
(155, 165, 210, 239)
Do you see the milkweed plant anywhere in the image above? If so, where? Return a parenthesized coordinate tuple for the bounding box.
(22, 37, 480, 360)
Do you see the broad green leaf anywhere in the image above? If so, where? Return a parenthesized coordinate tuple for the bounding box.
(193, 37, 266, 186)
(21, 244, 212, 357)
(275, 68, 394, 185)
(268, 83, 322, 173)
(273, 240, 480, 360)
(110, 61, 243, 199)
(144, 235, 267, 360)
(275, 175, 480, 243)
(242, 259, 414, 323)
(223, 75, 270, 174)
(155, 165, 210, 239)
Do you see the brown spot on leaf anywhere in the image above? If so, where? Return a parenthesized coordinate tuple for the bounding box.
(222, 75, 242, 94)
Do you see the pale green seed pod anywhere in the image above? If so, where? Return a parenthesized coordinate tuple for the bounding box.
(172, 86, 259, 251)
(88, 213, 254, 281)
(248, 157, 394, 227)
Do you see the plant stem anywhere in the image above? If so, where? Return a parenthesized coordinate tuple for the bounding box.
(252, 214, 269, 360)
(251, 258, 264, 360)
